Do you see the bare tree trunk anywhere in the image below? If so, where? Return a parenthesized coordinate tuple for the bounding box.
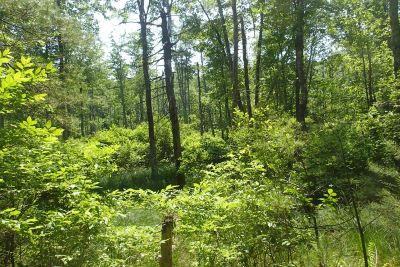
(208, 108, 215, 136)
(294, 0, 308, 127)
(217, 0, 233, 73)
(160, 1, 184, 187)
(80, 87, 84, 136)
(118, 72, 128, 128)
(231, 0, 244, 112)
(56, 0, 65, 76)
(254, 9, 264, 107)
(185, 54, 191, 122)
(366, 44, 376, 103)
(197, 62, 204, 135)
(177, 60, 188, 123)
(241, 16, 252, 117)
(138, 0, 157, 178)
(390, 0, 400, 78)
(361, 49, 371, 108)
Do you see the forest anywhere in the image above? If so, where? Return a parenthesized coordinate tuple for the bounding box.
(1, 0, 400, 266)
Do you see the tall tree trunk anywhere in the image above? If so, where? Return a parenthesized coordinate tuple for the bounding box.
(208, 108, 215, 136)
(118, 76, 128, 128)
(217, 0, 233, 73)
(197, 62, 204, 135)
(56, 0, 65, 76)
(160, 2, 184, 187)
(389, 0, 400, 78)
(80, 87, 84, 136)
(200, 53, 213, 133)
(231, 0, 244, 112)
(185, 55, 191, 122)
(254, 9, 264, 107)
(138, 0, 157, 179)
(177, 60, 188, 123)
(241, 16, 252, 117)
(217, 0, 244, 112)
(361, 49, 371, 108)
(294, 0, 308, 126)
(218, 103, 225, 139)
(367, 44, 376, 103)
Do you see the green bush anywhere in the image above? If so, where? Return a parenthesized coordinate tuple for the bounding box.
(180, 132, 229, 184)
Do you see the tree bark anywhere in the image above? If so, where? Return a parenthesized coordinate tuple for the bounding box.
(294, 0, 308, 126)
(361, 49, 370, 108)
(160, 2, 184, 187)
(241, 16, 252, 117)
(217, 0, 233, 73)
(138, 0, 158, 179)
(389, 0, 400, 78)
(160, 215, 174, 267)
(231, 0, 244, 112)
(177, 59, 188, 123)
(254, 9, 264, 107)
(197, 62, 204, 135)
(80, 87, 84, 136)
(56, 0, 65, 76)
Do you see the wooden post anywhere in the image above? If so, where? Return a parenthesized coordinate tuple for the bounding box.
(160, 215, 174, 267)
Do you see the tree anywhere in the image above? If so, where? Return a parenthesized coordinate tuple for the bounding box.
(241, 16, 252, 117)
(137, 0, 158, 179)
(254, 0, 265, 107)
(294, 0, 308, 126)
(160, 0, 184, 187)
(111, 39, 129, 128)
(389, 0, 400, 78)
(231, 0, 245, 112)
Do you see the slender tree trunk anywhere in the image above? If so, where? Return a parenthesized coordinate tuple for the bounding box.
(118, 73, 128, 128)
(367, 44, 376, 103)
(217, 0, 233, 73)
(361, 49, 371, 108)
(241, 16, 252, 117)
(216, 0, 244, 112)
(138, 0, 157, 179)
(80, 87, 84, 136)
(200, 53, 214, 134)
(197, 62, 204, 135)
(56, 0, 65, 76)
(177, 61, 188, 123)
(389, 0, 400, 78)
(294, 0, 308, 126)
(254, 9, 264, 107)
(351, 192, 369, 267)
(208, 108, 215, 136)
(231, 0, 244, 112)
(221, 64, 232, 129)
(185, 55, 191, 122)
(160, 2, 184, 187)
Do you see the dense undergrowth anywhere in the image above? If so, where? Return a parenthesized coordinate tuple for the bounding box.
(1, 50, 400, 266)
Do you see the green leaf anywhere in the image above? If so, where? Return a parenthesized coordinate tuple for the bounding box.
(45, 120, 52, 129)
(16, 62, 24, 70)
